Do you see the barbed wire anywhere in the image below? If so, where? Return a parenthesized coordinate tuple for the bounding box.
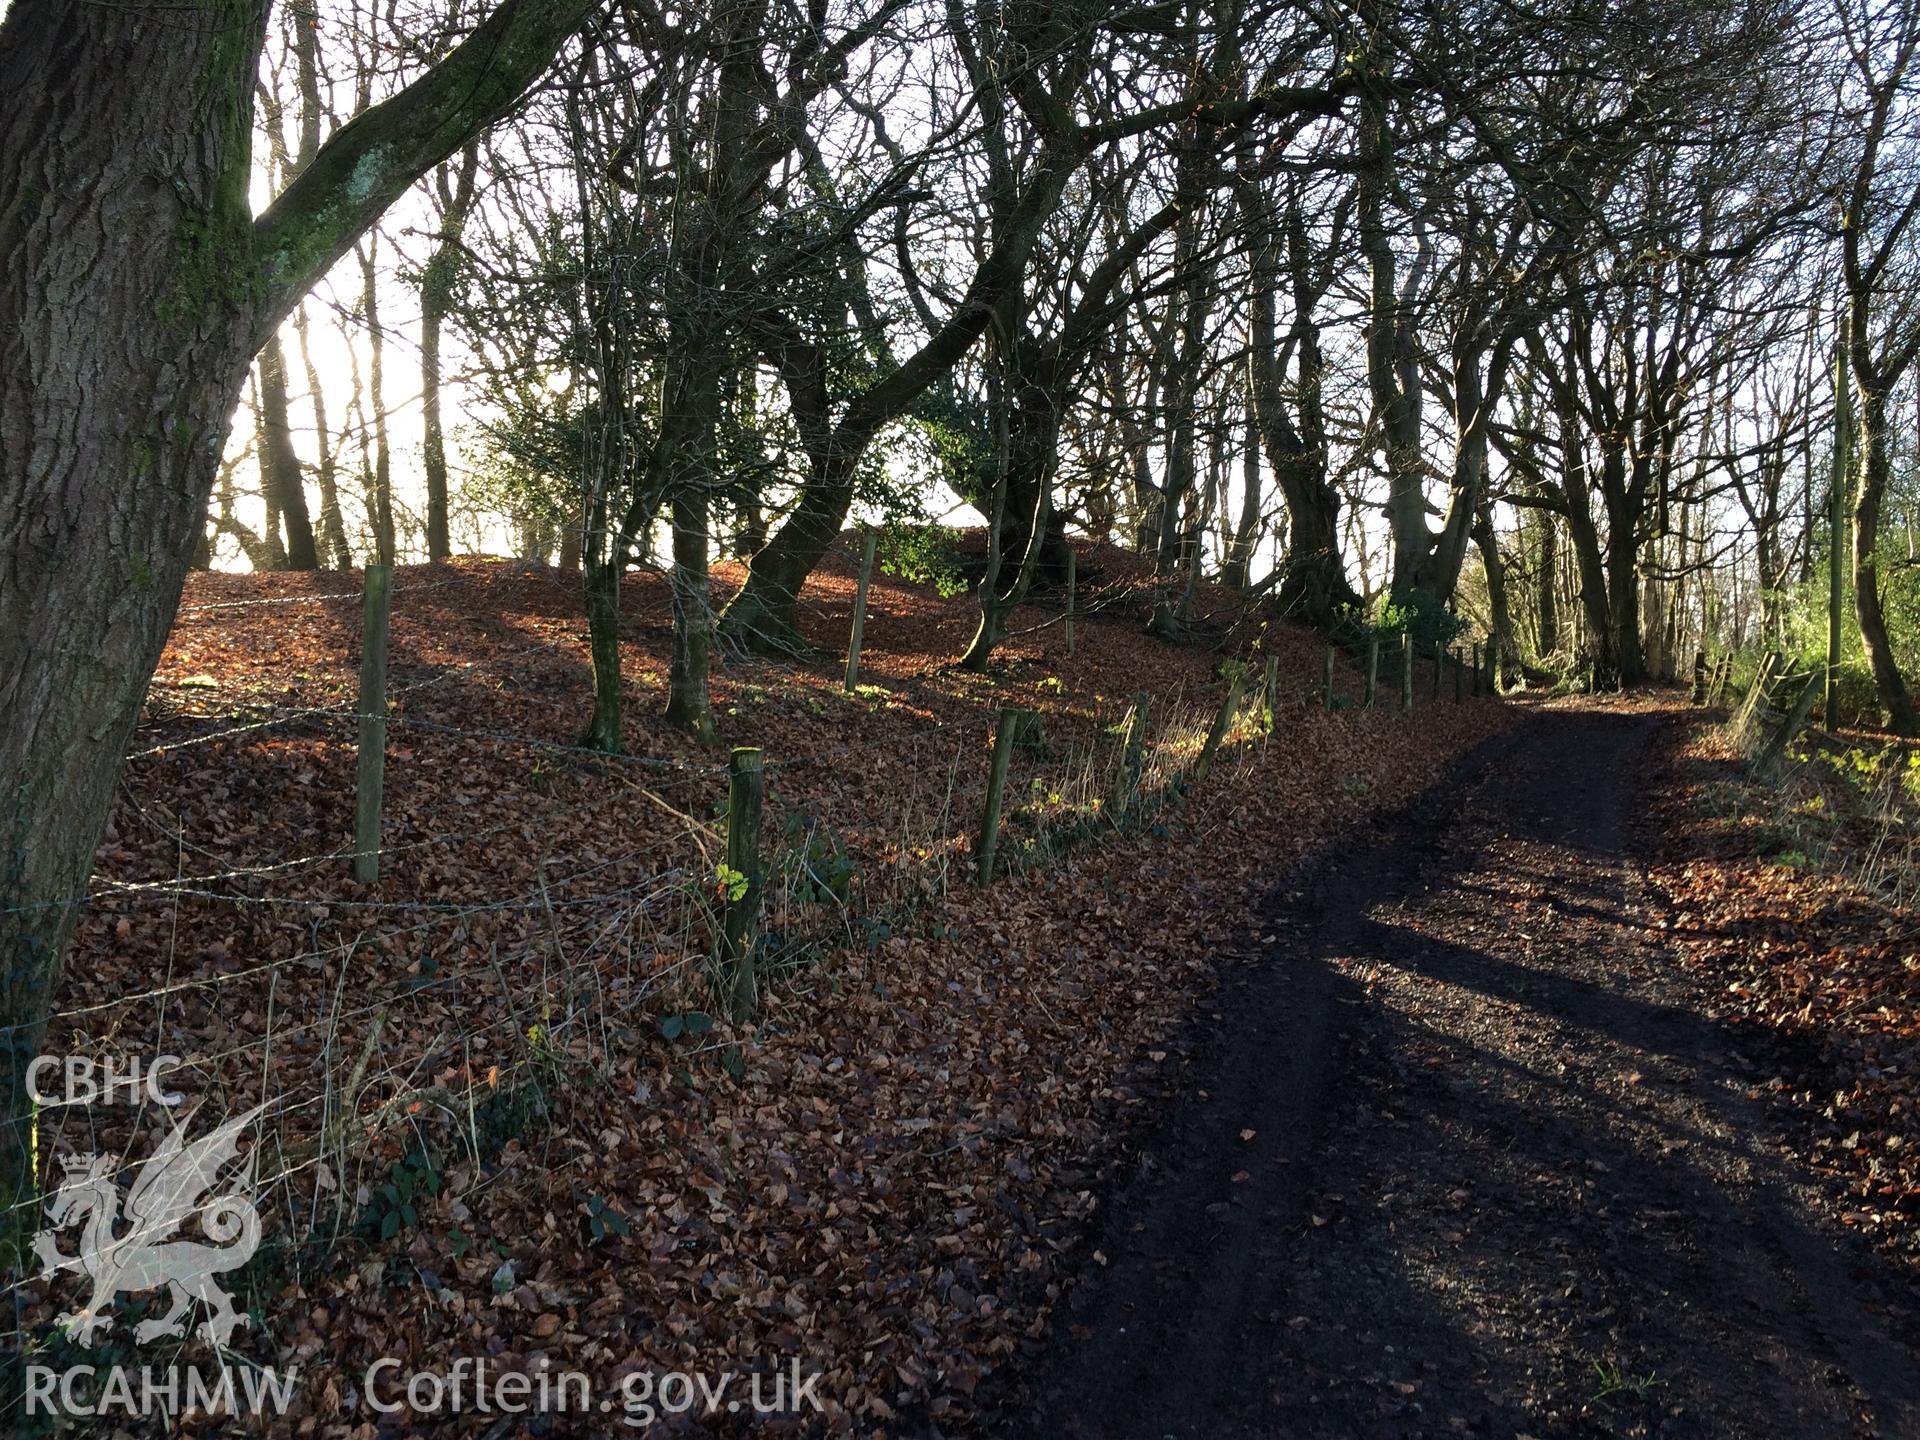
(87, 868, 683, 915)
(0, 707, 1271, 1252)
(0, 908, 722, 1300)
(0, 867, 706, 1244)
(132, 625, 756, 785)
(92, 816, 546, 896)
(126, 698, 740, 779)
(1, 787, 710, 915)
(0, 682, 1307, 1314)
(9, 658, 775, 924)
(123, 702, 355, 761)
(130, 668, 476, 762)
(128, 637, 583, 760)
(172, 576, 472, 616)
(1, 849, 696, 1035)
(102, 875, 690, 1077)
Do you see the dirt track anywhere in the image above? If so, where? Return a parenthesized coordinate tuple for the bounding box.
(992, 704, 1920, 1440)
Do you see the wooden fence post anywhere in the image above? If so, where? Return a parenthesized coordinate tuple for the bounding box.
(1691, 650, 1708, 705)
(1195, 671, 1245, 781)
(1754, 671, 1822, 780)
(1110, 692, 1150, 820)
(1453, 648, 1463, 703)
(978, 707, 1025, 884)
(723, 747, 766, 1021)
(1364, 636, 1380, 707)
(1470, 642, 1481, 696)
(1401, 633, 1414, 712)
(844, 529, 877, 691)
(352, 564, 393, 883)
(1733, 653, 1785, 736)
(1324, 646, 1336, 709)
(1432, 639, 1442, 698)
(1064, 548, 1076, 657)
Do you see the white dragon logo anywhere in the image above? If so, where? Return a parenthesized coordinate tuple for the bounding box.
(32, 1103, 269, 1347)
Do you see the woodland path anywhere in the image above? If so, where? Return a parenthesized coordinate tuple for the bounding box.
(990, 704, 1920, 1440)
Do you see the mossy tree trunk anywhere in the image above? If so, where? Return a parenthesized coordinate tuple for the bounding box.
(1839, 18, 1920, 736)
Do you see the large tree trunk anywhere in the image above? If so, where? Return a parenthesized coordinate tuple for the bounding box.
(1602, 448, 1646, 687)
(990, 377, 1076, 592)
(1640, 571, 1669, 682)
(420, 275, 454, 561)
(1149, 400, 1197, 639)
(1853, 385, 1919, 734)
(421, 142, 479, 563)
(258, 331, 318, 568)
(660, 347, 723, 743)
(1472, 499, 1520, 689)
(1534, 507, 1561, 657)
(295, 306, 353, 567)
(1128, 420, 1160, 555)
(665, 488, 718, 741)
(1219, 398, 1262, 591)
(581, 554, 626, 751)
(1554, 434, 1619, 685)
(1603, 551, 1643, 685)
(359, 241, 396, 563)
(249, 373, 290, 570)
(1427, 400, 1488, 603)
(1148, 172, 1211, 641)
(1358, 83, 1433, 603)
(718, 452, 855, 653)
(1245, 240, 1355, 623)
(719, 143, 1076, 654)
(0, 0, 595, 1216)
(961, 382, 1056, 670)
(0, 1, 273, 1221)
(1569, 515, 1616, 684)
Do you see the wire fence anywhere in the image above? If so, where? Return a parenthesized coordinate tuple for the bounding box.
(15, 571, 741, 1052)
(4, 560, 1497, 1336)
(171, 577, 464, 615)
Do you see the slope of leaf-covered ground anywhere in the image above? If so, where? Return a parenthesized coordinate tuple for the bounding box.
(14, 541, 1510, 1435)
(1642, 715, 1920, 1323)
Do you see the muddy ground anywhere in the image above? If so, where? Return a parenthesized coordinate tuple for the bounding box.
(989, 704, 1920, 1440)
